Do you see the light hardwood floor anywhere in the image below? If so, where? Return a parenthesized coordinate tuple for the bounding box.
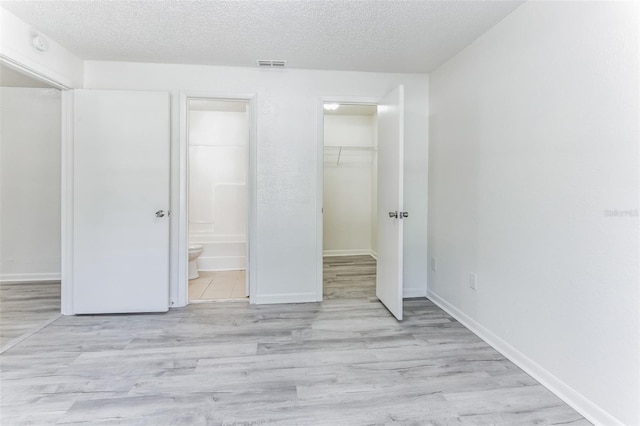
(0, 281, 60, 352)
(323, 255, 376, 301)
(0, 259, 588, 425)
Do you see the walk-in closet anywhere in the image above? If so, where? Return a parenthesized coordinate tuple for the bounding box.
(322, 103, 378, 299)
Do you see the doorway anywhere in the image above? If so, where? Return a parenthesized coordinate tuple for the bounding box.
(322, 103, 378, 300)
(186, 99, 250, 303)
(0, 63, 62, 351)
(318, 87, 405, 319)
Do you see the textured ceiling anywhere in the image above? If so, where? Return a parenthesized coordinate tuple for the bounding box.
(0, 0, 524, 73)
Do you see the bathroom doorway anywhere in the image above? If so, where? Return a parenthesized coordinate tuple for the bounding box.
(186, 98, 250, 303)
(322, 103, 378, 300)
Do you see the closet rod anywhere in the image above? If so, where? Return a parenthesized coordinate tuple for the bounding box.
(324, 146, 377, 151)
(190, 144, 247, 148)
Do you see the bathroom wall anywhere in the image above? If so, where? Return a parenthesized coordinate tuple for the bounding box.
(0, 87, 61, 281)
(428, 1, 639, 424)
(323, 113, 376, 256)
(188, 106, 248, 271)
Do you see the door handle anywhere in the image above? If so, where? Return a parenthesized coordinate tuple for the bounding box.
(389, 211, 398, 218)
(400, 211, 408, 218)
(155, 210, 166, 218)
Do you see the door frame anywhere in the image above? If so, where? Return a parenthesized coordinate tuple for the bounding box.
(315, 95, 381, 301)
(0, 58, 75, 315)
(178, 91, 257, 306)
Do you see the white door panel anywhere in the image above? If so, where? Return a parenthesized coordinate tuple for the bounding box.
(376, 86, 404, 320)
(73, 90, 170, 314)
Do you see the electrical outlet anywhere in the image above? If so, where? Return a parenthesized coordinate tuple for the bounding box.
(431, 257, 437, 272)
(469, 273, 477, 290)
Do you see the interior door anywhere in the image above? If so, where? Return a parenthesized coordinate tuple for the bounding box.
(73, 90, 170, 314)
(376, 85, 405, 320)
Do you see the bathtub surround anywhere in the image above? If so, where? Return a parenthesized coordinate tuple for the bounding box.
(0, 87, 62, 282)
(188, 103, 248, 273)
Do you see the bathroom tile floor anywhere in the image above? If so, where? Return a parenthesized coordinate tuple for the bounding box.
(189, 270, 246, 301)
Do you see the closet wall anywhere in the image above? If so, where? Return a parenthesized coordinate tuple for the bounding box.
(0, 87, 61, 281)
(323, 112, 377, 257)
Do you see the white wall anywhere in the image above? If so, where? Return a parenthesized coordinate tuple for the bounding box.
(83, 62, 429, 303)
(0, 8, 83, 88)
(0, 87, 61, 281)
(323, 114, 376, 256)
(428, 2, 639, 425)
(189, 108, 248, 271)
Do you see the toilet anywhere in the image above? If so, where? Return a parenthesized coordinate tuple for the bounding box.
(188, 244, 203, 280)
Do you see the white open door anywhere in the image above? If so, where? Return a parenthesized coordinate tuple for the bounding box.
(376, 85, 405, 320)
(73, 90, 170, 314)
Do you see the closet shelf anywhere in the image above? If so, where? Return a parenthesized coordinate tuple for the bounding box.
(323, 146, 377, 151)
(189, 144, 247, 148)
(324, 146, 376, 166)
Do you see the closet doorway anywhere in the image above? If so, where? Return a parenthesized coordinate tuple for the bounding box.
(0, 63, 63, 351)
(322, 103, 378, 300)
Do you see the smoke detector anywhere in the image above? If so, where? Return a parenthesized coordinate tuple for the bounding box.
(32, 35, 49, 52)
(257, 60, 287, 68)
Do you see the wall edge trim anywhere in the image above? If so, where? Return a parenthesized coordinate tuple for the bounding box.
(253, 292, 319, 305)
(403, 287, 426, 298)
(0, 273, 61, 283)
(426, 290, 623, 426)
(322, 249, 376, 257)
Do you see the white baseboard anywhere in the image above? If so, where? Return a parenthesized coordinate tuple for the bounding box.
(323, 249, 376, 257)
(253, 292, 319, 305)
(198, 256, 245, 271)
(426, 289, 623, 426)
(403, 287, 426, 298)
(199, 267, 246, 272)
(0, 272, 61, 283)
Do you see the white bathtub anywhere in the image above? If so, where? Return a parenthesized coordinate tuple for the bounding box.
(189, 235, 246, 271)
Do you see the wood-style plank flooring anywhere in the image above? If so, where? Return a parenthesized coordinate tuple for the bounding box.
(0, 281, 60, 351)
(323, 255, 376, 301)
(0, 259, 588, 425)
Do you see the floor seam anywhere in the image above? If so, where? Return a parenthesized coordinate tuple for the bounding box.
(0, 313, 62, 354)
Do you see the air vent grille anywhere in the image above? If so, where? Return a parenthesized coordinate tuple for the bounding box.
(257, 60, 287, 68)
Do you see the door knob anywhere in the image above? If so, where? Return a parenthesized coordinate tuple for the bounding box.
(155, 210, 166, 218)
(400, 211, 409, 218)
(389, 211, 398, 218)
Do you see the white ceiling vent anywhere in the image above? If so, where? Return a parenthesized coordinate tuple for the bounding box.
(257, 60, 287, 68)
